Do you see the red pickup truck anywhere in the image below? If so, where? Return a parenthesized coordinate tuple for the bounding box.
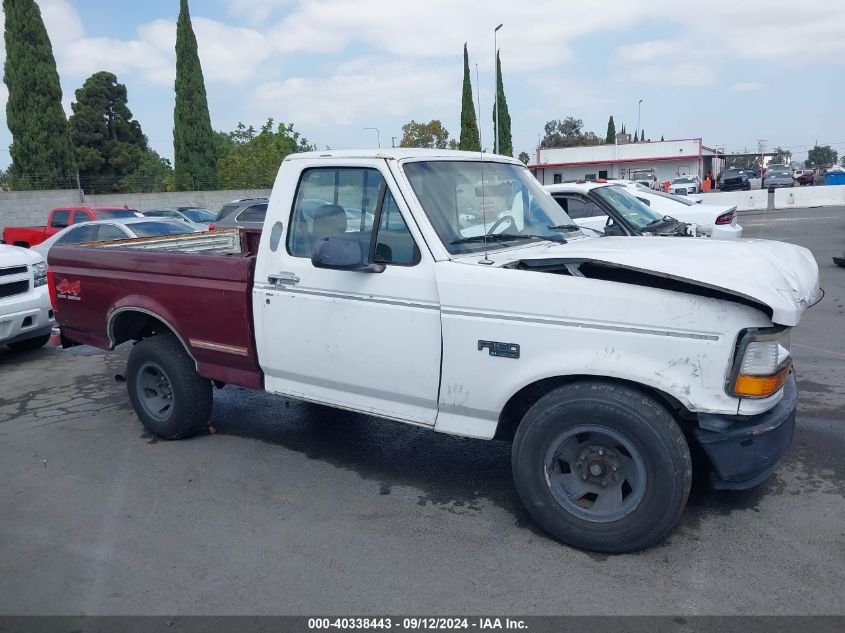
(2, 206, 142, 248)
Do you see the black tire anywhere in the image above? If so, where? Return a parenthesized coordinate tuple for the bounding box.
(126, 335, 212, 440)
(7, 334, 50, 352)
(511, 381, 691, 553)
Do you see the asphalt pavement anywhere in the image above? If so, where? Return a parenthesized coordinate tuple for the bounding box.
(1, 207, 843, 616)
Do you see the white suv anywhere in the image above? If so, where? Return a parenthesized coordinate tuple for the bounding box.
(1, 245, 54, 352)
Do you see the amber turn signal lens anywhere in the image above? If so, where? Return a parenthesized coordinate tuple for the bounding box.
(734, 363, 792, 398)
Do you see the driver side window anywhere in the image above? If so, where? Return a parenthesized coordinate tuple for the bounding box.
(287, 167, 419, 266)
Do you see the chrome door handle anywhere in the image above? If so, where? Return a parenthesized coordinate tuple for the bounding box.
(268, 272, 300, 286)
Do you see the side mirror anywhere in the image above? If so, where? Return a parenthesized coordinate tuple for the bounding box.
(311, 236, 385, 273)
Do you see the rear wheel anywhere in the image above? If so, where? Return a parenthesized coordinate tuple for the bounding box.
(7, 334, 50, 352)
(126, 335, 212, 439)
(511, 381, 691, 553)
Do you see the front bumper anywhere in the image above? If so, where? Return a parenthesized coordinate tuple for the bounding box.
(1, 286, 55, 345)
(693, 376, 798, 490)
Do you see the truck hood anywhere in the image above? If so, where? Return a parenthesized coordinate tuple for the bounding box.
(0, 244, 44, 267)
(502, 237, 820, 326)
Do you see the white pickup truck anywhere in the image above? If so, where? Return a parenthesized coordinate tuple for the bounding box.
(1, 244, 54, 352)
(49, 149, 821, 553)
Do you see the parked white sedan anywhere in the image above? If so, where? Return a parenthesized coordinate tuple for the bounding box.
(544, 181, 742, 240)
(624, 183, 743, 239)
(33, 218, 200, 259)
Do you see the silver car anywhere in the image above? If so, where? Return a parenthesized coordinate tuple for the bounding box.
(142, 207, 216, 228)
(763, 170, 794, 191)
(33, 218, 199, 259)
(212, 198, 269, 231)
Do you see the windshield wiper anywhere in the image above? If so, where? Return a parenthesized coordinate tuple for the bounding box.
(450, 233, 566, 245)
(547, 224, 582, 232)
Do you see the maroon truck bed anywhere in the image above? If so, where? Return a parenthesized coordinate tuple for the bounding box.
(47, 229, 264, 389)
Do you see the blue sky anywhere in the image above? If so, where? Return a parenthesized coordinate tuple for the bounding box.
(2, 0, 844, 170)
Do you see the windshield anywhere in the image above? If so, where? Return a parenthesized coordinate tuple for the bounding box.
(129, 221, 196, 237)
(592, 186, 663, 230)
(96, 209, 140, 219)
(403, 160, 583, 255)
(672, 177, 694, 184)
(180, 208, 215, 223)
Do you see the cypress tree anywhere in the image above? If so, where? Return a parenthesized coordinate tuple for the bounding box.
(174, 0, 217, 190)
(3, 0, 76, 189)
(641, 129, 645, 142)
(492, 50, 512, 156)
(605, 115, 616, 144)
(69, 71, 154, 193)
(458, 43, 480, 152)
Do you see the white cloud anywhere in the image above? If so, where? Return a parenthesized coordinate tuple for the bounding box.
(57, 16, 271, 87)
(615, 40, 681, 63)
(265, 0, 642, 72)
(729, 82, 764, 93)
(253, 59, 459, 127)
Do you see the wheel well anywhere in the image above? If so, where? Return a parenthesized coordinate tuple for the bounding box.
(13, 241, 29, 248)
(494, 375, 694, 442)
(111, 310, 176, 347)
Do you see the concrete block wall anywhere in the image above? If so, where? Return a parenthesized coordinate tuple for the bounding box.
(698, 190, 769, 211)
(774, 185, 845, 209)
(0, 188, 270, 235)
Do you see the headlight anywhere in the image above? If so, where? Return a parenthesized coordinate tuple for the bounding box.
(32, 261, 48, 288)
(728, 328, 792, 398)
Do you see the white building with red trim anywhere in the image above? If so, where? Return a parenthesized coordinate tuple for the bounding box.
(529, 137, 726, 185)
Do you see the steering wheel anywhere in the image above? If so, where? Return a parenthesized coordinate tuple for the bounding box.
(486, 214, 516, 235)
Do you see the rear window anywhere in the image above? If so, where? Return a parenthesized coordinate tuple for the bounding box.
(237, 204, 268, 223)
(50, 211, 70, 228)
(181, 208, 215, 223)
(128, 221, 195, 237)
(95, 209, 141, 219)
(216, 204, 241, 222)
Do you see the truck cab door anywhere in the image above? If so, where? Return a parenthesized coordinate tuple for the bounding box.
(253, 159, 442, 425)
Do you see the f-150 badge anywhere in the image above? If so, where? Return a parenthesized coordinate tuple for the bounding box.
(56, 279, 81, 301)
(478, 340, 520, 359)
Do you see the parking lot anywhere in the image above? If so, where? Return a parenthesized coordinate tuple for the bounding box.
(1, 205, 843, 616)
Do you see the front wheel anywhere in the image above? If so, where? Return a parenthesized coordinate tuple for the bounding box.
(511, 381, 691, 553)
(126, 335, 212, 439)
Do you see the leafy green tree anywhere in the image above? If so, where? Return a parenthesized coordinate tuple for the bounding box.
(399, 120, 450, 149)
(727, 155, 761, 170)
(3, 0, 76, 189)
(492, 50, 512, 156)
(540, 117, 602, 148)
(217, 119, 314, 189)
(68, 71, 157, 193)
(605, 116, 616, 144)
(119, 151, 174, 193)
(458, 43, 480, 151)
(174, 0, 217, 190)
(518, 151, 530, 165)
(805, 145, 838, 168)
(769, 146, 792, 165)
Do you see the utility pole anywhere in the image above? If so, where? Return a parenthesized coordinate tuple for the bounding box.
(494, 24, 503, 154)
(636, 98, 643, 141)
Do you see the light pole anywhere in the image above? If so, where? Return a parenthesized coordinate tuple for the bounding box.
(636, 98, 643, 141)
(494, 23, 503, 154)
(364, 127, 381, 148)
